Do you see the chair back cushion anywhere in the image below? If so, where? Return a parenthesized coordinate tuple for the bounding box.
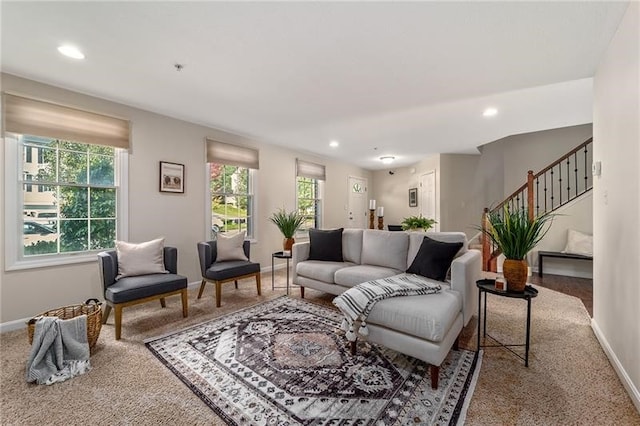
(115, 238, 168, 280)
(216, 231, 249, 261)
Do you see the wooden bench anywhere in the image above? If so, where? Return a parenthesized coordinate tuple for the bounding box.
(538, 250, 593, 277)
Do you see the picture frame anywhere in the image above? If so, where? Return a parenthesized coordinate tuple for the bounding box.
(159, 161, 185, 193)
(408, 187, 418, 207)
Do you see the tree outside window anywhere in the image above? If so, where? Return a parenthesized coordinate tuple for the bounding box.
(297, 176, 321, 231)
(20, 136, 117, 256)
(209, 163, 253, 238)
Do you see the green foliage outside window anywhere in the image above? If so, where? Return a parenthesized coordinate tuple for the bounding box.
(210, 163, 251, 236)
(297, 177, 320, 230)
(22, 137, 117, 256)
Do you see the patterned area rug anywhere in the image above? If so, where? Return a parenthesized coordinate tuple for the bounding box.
(146, 297, 481, 425)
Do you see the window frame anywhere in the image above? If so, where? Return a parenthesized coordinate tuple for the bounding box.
(296, 175, 324, 234)
(206, 163, 257, 241)
(4, 134, 128, 271)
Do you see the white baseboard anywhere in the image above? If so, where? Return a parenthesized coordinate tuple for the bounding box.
(591, 319, 640, 413)
(0, 317, 30, 333)
(531, 266, 593, 279)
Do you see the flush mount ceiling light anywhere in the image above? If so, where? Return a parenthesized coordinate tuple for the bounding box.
(380, 156, 395, 164)
(483, 107, 498, 117)
(57, 45, 85, 59)
(329, 140, 339, 148)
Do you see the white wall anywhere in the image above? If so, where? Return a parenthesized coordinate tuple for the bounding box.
(371, 154, 440, 229)
(439, 154, 482, 238)
(592, 2, 640, 411)
(0, 73, 371, 323)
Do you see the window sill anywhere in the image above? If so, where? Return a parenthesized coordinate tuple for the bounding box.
(5, 253, 98, 271)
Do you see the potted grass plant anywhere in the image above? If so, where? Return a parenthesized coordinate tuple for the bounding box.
(481, 206, 554, 292)
(401, 215, 437, 231)
(269, 208, 306, 251)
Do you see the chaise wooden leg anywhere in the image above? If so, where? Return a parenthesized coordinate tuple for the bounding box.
(160, 297, 166, 308)
(181, 289, 188, 317)
(215, 281, 222, 308)
(453, 335, 460, 351)
(300, 286, 305, 299)
(234, 280, 238, 289)
(350, 340, 357, 356)
(197, 279, 207, 299)
(256, 273, 261, 296)
(102, 304, 112, 324)
(430, 365, 440, 389)
(114, 305, 123, 340)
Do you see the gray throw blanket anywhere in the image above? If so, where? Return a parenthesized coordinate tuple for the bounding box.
(333, 273, 441, 342)
(26, 315, 91, 385)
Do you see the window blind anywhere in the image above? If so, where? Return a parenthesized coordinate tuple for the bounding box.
(206, 138, 259, 169)
(296, 159, 326, 181)
(3, 93, 130, 149)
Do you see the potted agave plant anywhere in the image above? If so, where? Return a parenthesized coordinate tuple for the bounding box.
(401, 215, 437, 232)
(481, 206, 554, 292)
(269, 208, 306, 251)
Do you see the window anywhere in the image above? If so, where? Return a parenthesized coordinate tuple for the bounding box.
(209, 164, 254, 238)
(296, 159, 325, 231)
(4, 93, 130, 269)
(17, 135, 118, 256)
(206, 139, 259, 239)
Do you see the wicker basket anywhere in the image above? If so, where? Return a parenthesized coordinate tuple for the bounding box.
(27, 299, 102, 352)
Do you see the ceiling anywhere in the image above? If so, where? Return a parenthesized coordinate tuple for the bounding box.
(1, 1, 629, 170)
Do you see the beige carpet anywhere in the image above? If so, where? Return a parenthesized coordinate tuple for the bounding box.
(1, 273, 638, 425)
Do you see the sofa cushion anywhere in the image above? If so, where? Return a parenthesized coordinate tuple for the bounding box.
(342, 229, 364, 264)
(407, 236, 463, 281)
(296, 260, 352, 283)
(334, 265, 402, 288)
(407, 232, 467, 269)
(309, 228, 344, 262)
(367, 287, 462, 342)
(361, 230, 409, 271)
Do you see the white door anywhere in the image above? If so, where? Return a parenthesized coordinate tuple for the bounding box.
(347, 176, 368, 229)
(420, 171, 437, 230)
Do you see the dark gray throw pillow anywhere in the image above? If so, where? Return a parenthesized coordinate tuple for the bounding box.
(308, 228, 344, 262)
(406, 236, 463, 281)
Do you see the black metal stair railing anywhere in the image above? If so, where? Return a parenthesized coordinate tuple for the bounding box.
(481, 137, 593, 271)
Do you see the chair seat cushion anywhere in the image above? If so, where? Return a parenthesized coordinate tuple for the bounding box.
(105, 273, 187, 304)
(205, 260, 260, 281)
(366, 286, 462, 342)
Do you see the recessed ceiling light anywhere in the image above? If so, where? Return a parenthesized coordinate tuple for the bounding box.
(380, 156, 395, 164)
(57, 45, 85, 59)
(329, 140, 339, 148)
(483, 108, 498, 117)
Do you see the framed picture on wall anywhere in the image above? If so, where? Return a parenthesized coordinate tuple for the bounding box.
(159, 161, 185, 193)
(409, 187, 418, 207)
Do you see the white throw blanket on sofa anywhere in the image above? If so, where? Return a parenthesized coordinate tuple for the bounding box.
(333, 273, 442, 342)
(26, 315, 91, 385)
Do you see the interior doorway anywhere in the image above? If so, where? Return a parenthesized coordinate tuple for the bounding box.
(420, 171, 437, 231)
(347, 176, 368, 229)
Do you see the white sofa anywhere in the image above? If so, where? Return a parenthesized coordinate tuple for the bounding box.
(292, 229, 481, 388)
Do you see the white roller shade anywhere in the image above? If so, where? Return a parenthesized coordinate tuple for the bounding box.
(296, 159, 325, 181)
(4, 93, 130, 149)
(206, 138, 259, 169)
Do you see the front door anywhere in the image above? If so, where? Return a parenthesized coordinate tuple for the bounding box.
(347, 176, 368, 229)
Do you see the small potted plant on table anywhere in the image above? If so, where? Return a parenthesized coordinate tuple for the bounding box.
(269, 208, 306, 251)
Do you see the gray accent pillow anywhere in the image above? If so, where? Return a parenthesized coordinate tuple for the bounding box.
(116, 237, 168, 280)
(406, 236, 463, 281)
(216, 231, 249, 261)
(308, 228, 344, 262)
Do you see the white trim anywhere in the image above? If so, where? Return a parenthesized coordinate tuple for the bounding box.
(0, 316, 30, 333)
(591, 319, 640, 413)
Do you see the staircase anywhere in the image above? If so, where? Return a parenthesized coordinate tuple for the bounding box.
(482, 137, 593, 271)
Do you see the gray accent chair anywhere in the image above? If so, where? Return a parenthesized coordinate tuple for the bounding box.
(97, 246, 188, 340)
(197, 240, 261, 307)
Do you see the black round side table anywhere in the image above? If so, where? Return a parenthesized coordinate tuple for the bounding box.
(476, 279, 538, 366)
